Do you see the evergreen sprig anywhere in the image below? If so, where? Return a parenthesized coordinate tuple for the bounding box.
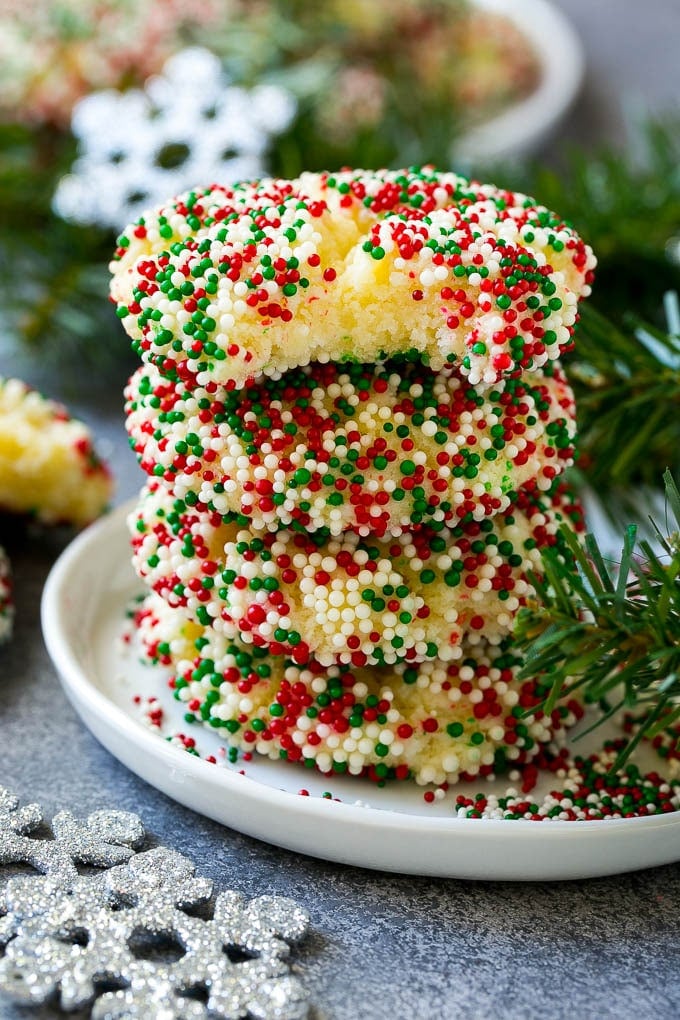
(500, 121, 680, 494)
(514, 469, 680, 768)
(0, 123, 124, 376)
(508, 117, 680, 326)
(565, 295, 680, 490)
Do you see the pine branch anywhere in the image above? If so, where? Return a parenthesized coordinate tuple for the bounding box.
(565, 297, 680, 490)
(0, 123, 127, 376)
(514, 469, 680, 769)
(505, 117, 680, 325)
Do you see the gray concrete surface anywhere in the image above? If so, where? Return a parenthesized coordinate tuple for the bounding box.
(3, 2, 680, 1017)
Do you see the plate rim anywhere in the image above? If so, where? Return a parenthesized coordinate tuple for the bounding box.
(42, 502, 680, 845)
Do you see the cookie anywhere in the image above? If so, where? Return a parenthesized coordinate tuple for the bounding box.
(111, 167, 595, 390)
(136, 591, 583, 785)
(0, 377, 112, 527)
(125, 358, 576, 537)
(129, 479, 583, 667)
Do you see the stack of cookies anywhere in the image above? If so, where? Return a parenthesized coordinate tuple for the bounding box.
(112, 168, 595, 785)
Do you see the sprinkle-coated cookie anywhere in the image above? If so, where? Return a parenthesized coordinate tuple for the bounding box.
(0, 377, 112, 527)
(129, 480, 583, 668)
(111, 168, 595, 390)
(136, 591, 584, 785)
(125, 357, 576, 537)
(0, 545, 13, 643)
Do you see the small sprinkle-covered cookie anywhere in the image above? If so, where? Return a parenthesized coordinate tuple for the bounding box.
(129, 480, 584, 668)
(0, 545, 13, 644)
(0, 378, 112, 527)
(136, 591, 584, 785)
(125, 357, 576, 537)
(111, 167, 595, 390)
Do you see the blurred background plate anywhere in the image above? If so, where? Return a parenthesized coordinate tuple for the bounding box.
(456, 0, 585, 164)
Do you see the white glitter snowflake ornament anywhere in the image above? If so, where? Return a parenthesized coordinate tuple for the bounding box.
(53, 47, 296, 230)
(0, 787, 310, 1019)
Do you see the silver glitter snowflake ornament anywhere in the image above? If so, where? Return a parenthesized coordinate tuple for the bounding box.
(0, 786, 310, 1019)
(53, 46, 296, 230)
(0, 785, 144, 880)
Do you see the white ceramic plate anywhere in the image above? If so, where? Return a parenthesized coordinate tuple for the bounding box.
(457, 0, 584, 164)
(42, 503, 680, 881)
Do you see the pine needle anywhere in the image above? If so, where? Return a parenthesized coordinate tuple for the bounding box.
(514, 471, 680, 770)
(565, 301, 680, 493)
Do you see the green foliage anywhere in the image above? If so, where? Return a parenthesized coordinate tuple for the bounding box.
(494, 119, 680, 494)
(566, 298, 680, 490)
(514, 469, 680, 768)
(0, 123, 123, 373)
(507, 118, 680, 326)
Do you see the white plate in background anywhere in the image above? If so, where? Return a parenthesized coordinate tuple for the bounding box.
(457, 0, 584, 164)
